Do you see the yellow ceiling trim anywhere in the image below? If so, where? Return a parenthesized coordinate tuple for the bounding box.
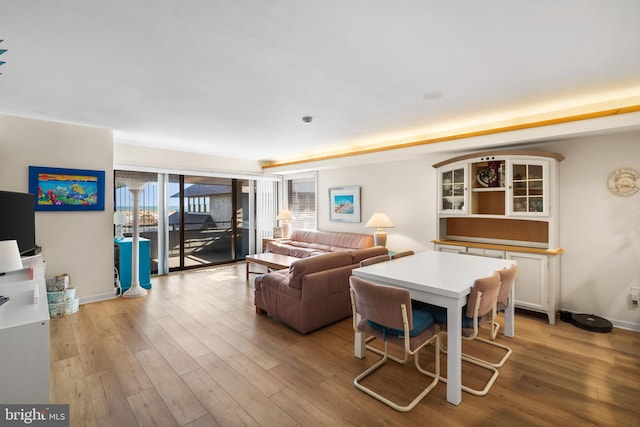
(261, 104, 640, 170)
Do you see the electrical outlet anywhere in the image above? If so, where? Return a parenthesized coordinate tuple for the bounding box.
(631, 287, 640, 306)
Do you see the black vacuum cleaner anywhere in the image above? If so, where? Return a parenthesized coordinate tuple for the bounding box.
(560, 310, 613, 333)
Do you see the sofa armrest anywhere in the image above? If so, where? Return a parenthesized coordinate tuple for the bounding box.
(295, 264, 355, 333)
(254, 270, 301, 312)
(288, 252, 353, 289)
(255, 270, 289, 291)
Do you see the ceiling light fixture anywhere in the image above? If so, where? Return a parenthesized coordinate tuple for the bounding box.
(302, 116, 313, 123)
(422, 91, 443, 100)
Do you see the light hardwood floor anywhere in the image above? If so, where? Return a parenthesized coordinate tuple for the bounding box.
(50, 263, 640, 426)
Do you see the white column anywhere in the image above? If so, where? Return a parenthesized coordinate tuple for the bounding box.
(122, 181, 148, 298)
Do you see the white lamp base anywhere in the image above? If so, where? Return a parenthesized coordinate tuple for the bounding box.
(114, 224, 124, 240)
(122, 283, 148, 298)
(282, 222, 291, 239)
(373, 230, 387, 247)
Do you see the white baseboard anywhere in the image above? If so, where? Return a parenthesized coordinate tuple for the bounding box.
(610, 318, 640, 333)
(79, 292, 116, 305)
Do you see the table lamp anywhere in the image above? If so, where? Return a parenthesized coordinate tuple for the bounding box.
(365, 212, 394, 247)
(277, 209, 295, 239)
(113, 211, 127, 240)
(0, 240, 24, 275)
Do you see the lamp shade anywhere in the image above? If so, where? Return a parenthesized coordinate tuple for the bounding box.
(0, 240, 24, 274)
(277, 209, 295, 221)
(113, 212, 127, 225)
(365, 212, 394, 229)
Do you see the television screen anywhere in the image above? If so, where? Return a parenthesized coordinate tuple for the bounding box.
(0, 191, 37, 256)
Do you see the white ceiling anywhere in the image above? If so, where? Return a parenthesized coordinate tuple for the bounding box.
(1, 1, 639, 164)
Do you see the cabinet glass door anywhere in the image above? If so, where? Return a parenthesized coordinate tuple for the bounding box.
(440, 166, 466, 213)
(510, 161, 547, 215)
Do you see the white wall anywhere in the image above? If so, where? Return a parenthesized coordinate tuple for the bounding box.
(114, 143, 262, 174)
(316, 130, 640, 330)
(0, 114, 115, 303)
(540, 132, 640, 330)
(318, 157, 441, 253)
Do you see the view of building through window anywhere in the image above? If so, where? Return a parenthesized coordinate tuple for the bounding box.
(114, 171, 255, 273)
(114, 170, 317, 274)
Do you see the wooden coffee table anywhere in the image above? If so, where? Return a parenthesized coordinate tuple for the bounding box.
(245, 252, 298, 281)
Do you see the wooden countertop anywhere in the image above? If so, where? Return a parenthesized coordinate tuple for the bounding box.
(432, 239, 564, 256)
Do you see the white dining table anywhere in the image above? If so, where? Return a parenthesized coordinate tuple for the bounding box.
(352, 250, 516, 405)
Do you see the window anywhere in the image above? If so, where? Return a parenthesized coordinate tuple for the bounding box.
(284, 173, 317, 231)
(115, 170, 267, 271)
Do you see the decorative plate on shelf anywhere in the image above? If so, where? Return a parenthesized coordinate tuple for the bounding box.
(476, 167, 497, 187)
(607, 168, 640, 197)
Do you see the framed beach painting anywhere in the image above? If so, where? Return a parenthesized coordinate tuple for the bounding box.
(329, 186, 361, 222)
(29, 166, 105, 211)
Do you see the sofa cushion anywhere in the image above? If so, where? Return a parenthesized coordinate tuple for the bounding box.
(288, 252, 353, 290)
(266, 242, 321, 258)
(267, 229, 376, 258)
(290, 229, 374, 250)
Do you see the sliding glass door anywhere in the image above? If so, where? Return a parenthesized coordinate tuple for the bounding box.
(115, 171, 260, 273)
(167, 175, 236, 270)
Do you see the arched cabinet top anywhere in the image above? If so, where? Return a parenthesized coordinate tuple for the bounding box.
(432, 150, 564, 169)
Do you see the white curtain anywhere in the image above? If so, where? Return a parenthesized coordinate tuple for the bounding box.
(256, 180, 278, 253)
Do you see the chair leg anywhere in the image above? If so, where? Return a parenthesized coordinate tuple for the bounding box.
(459, 354, 499, 396)
(467, 336, 512, 368)
(354, 342, 390, 390)
(437, 355, 499, 397)
(354, 337, 440, 412)
(415, 334, 440, 380)
(491, 320, 500, 340)
(438, 333, 501, 396)
(440, 328, 512, 369)
(366, 336, 410, 364)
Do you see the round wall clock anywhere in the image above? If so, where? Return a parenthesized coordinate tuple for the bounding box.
(607, 168, 640, 197)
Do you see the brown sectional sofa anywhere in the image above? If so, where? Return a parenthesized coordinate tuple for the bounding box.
(266, 229, 375, 258)
(254, 246, 389, 334)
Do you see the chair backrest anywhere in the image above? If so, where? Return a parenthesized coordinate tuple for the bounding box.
(390, 250, 415, 260)
(496, 264, 517, 310)
(466, 271, 501, 319)
(349, 276, 413, 331)
(359, 254, 391, 267)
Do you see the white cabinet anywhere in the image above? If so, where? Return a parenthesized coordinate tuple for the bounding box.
(437, 164, 468, 214)
(436, 244, 465, 254)
(433, 150, 564, 325)
(465, 247, 506, 258)
(508, 159, 549, 216)
(436, 153, 559, 219)
(0, 255, 50, 404)
(435, 243, 557, 324)
(506, 252, 555, 324)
